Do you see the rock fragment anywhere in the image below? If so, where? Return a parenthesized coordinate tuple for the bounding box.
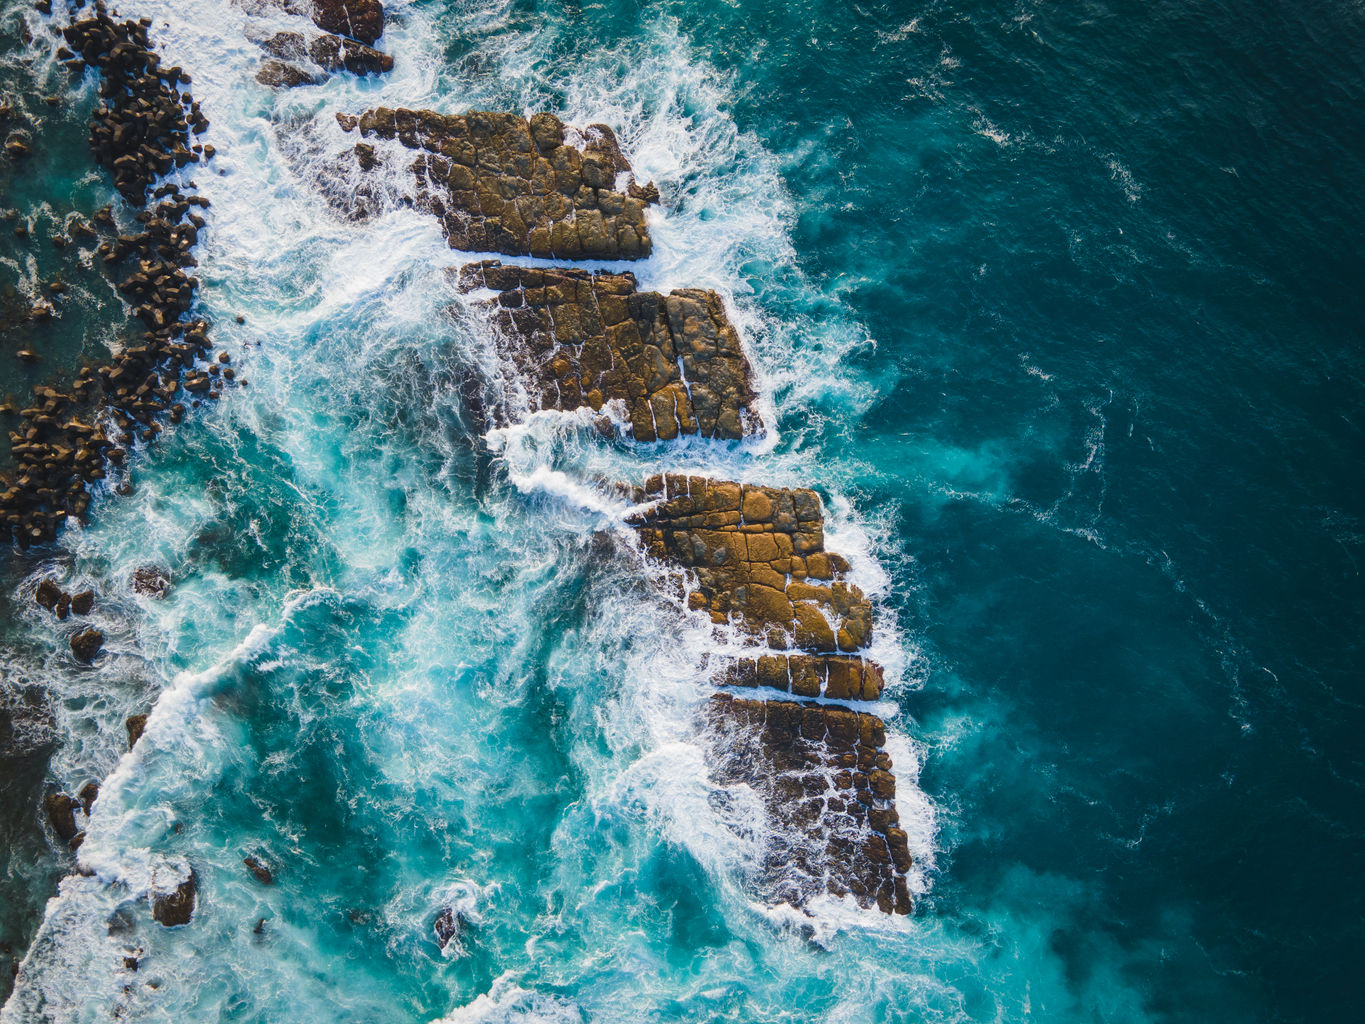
(151, 869, 197, 927)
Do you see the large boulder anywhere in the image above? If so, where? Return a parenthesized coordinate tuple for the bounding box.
(309, 0, 383, 44)
(70, 628, 104, 664)
(152, 869, 197, 927)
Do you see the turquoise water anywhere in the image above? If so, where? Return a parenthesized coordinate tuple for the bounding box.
(2, 0, 1363, 1021)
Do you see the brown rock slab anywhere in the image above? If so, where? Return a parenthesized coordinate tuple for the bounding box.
(707, 693, 913, 915)
(243, 855, 273, 884)
(719, 653, 885, 700)
(309, 0, 384, 44)
(44, 792, 78, 843)
(628, 474, 874, 651)
(457, 262, 759, 441)
(338, 108, 656, 260)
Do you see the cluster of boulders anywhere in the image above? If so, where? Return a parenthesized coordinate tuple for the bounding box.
(457, 262, 759, 441)
(339, 108, 658, 259)
(251, 0, 391, 87)
(0, 4, 234, 549)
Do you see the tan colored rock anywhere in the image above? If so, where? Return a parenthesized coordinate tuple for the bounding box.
(458, 262, 757, 441)
(628, 474, 873, 651)
(719, 653, 885, 700)
(339, 108, 656, 260)
(707, 694, 913, 915)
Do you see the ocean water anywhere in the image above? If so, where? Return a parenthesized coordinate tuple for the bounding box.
(1, 0, 1362, 1022)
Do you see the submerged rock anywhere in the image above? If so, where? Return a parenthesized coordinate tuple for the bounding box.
(628, 475, 873, 652)
(243, 856, 273, 885)
(130, 565, 171, 597)
(0, 681, 56, 773)
(339, 108, 656, 259)
(707, 694, 913, 915)
(458, 262, 759, 441)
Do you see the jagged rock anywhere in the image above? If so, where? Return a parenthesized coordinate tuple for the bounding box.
(70, 590, 95, 615)
(79, 782, 99, 814)
(243, 856, 273, 884)
(151, 869, 197, 926)
(707, 694, 913, 915)
(256, 59, 321, 88)
(309, 0, 384, 44)
(130, 565, 171, 597)
(257, 32, 392, 84)
(34, 578, 63, 611)
(44, 792, 78, 842)
(339, 108, 655, 259)
(433, 906, 462, 949)
(628, 475, 874, 651)
(720, 653, 885, 700)
(125, 714, 147, 749)
(70, 628, 104, 664)
(458, 262, 758, 441)
(308, 33, 392, 74)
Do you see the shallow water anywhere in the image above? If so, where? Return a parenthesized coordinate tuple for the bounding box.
(1, 0, 1361, 1021)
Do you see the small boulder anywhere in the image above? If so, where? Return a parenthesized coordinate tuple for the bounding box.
(309, 0, 384, 44)
(243, 855, 273, 885)
(70, 628, 103, 664)
(125, 713, 147, 749)
(152, 870, 197, 927)
(70, 590, 94, 615)
(44, 792, 78, 842)
(79, 781, 99, 813)
(34, 578, 63, 611)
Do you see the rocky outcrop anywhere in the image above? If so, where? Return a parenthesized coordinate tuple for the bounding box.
(457, 262, 758, 441)
(69, 628, 103, 664)
(626, 474, 911, 914)
(628, 474, 873, 651)
(308, 0, 383, 44)
(707, 694, 913, 915)
(337, 109, 656, 259)
(255, 29, 392, 87)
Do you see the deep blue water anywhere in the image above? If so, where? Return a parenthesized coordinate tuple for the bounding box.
(1, 0, 1362, 1021)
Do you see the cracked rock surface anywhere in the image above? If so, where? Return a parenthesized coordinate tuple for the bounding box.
(458, 262, 758, 441)
(339, 108, 657, 259)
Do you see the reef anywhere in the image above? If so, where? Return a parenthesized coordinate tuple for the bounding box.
(0, 3, 238, 548)
(338, 108, 658, 259)
(249, 0, 393, 88)
(456, 262, 758, 440)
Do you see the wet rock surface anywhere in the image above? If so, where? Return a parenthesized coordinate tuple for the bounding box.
(308, 0, 384, 44)
(458, 262, 758, 441)
(627, 473, 911, 914)
(69, 627, 103, 664)
(151, 869, 196, 927)
(338, 108, 656, 259)
(0, 5, 231, 549)
(0, 681, 56, 777)
(706, 694, 913, 915)
(719, 653, 885, 701)
(629, 474, 873, 651)
(255, 29, 392, 86)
